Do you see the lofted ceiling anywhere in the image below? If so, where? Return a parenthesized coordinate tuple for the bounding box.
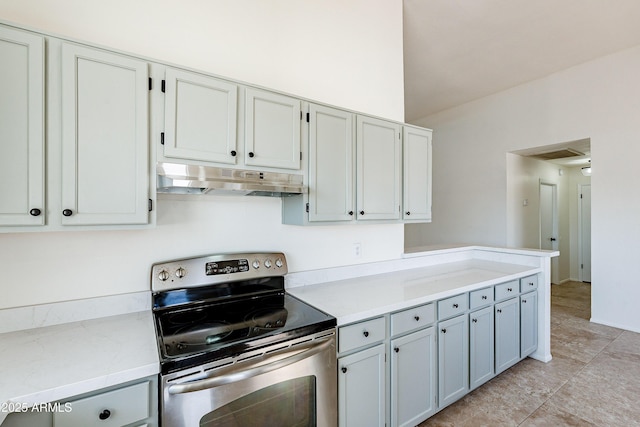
(403, 0, 640, 122)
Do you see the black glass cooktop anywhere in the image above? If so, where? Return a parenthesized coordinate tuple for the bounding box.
(153, 277, 335, 373)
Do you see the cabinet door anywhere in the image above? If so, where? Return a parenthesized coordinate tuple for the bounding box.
(163, 68, 238, 164)
(338, 344, 385, 427)
(469, 306, 494, 390)
(0, 26, 45, 226)
(495, 297, 520, 374)
(391, 327, 436, 427)
(356, 115, 401, 220)
(308, 104, 355, 222)
(61, 43, 149, 225)
(438, 314, 468, 408)
(402, 127, 432, 221)
(520, 291, 538, 357)
(245, 87, 301, 170)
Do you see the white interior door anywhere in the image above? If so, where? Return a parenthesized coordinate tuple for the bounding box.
(579, 184, 592, 282)
(540, 182, 559, 283)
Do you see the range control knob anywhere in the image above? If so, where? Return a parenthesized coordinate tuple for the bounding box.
(264, 259, 272, 269)
(175, 267, 186, 278)
(158, 269, 170, 281)
(252, 260, 260, 269)
(275, 258, 283, 268)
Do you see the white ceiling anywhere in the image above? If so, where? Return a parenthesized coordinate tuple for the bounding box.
(403, 0, 640, 122)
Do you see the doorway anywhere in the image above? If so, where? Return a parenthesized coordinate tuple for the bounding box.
(540, 181, 559, 283)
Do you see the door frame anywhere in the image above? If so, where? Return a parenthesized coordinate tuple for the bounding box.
(539, 180, 559, 284)
(578, 183, 591, 282)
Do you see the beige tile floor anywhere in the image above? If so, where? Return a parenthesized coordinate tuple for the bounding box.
(419, 281, 640, 426)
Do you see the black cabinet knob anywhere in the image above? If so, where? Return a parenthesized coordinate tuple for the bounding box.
(230, 150, 237, 156)
(472, 318, 478, 323)
(406, 211, 410, 216)
(507, 288, 513, 292)
(414, 315, 420, 321)
(497, 309, 502, 313)
(98, 409, 111, 420)
(363, 331, 369, 338)
(248, 152, 255, 158)
(341, 367, 347, 373)
(453, 303, 459, 308)
(522, 299, 527, 304)
(441, 328, 447, 334)
(348, 211, 354, 216)
(29, 208, 41, 217)
(394, 347, 399, 353)
(62, 209, 73, 217)
(482, 295, 488, 300)
(359, 211, 364, 215)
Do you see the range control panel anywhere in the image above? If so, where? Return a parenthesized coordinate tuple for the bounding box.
(151, 252, 288, 292)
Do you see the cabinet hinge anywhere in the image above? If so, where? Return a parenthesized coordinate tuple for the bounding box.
(300, 151, 303, 160)
(580, 193, 583, 199)
(148, 199, 153, 212)
(306, 112, 310, 123)
(581, 264, 584, 269)
(300, 111, 302, 120)
(148, 77, 152, 91)
(161, 80, 166, 93)
(161, 132, 165, 145)
(305, 203, 309, 213)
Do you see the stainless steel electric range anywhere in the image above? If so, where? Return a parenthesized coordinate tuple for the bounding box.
(151, 252, 337, 427)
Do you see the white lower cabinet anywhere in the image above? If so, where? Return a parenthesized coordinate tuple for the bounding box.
(469, 305, 494, 390)
(437, 314, 469, 409)
(338, 344, 386, 427)
(338, 274, 541, 426)
(520, 290, 538, 357)
(0, 376, 157, 427)
(495, 297, 520, 374)
(390, 327, 436, 427)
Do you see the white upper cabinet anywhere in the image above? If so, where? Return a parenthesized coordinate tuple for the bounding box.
(403, 126, 432, 221)
(308, 104, 355, 222)
(0, 26, 45, 226)
(163, 68, 238, 164)
(61, 43, 149, 226)
(356, 115, 401, 220)
(244, 88, 301, 170)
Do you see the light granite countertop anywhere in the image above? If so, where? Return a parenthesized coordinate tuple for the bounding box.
(0, 299, 158, 425)
(288, 258, 540, 326)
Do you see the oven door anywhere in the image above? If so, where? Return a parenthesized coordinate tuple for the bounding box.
(162, 329, 337, 427)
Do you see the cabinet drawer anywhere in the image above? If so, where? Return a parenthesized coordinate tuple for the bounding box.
(339, 317, 386, 353)
(520, 275, 538, 292)
(437, 294, 468, 320)
(390, 303, 435, 336)
(469, 287, 494, 309)
(54, 381, 150, 427)
(495, 280, 518, 301)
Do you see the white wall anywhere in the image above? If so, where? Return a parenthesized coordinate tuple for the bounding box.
(0, 0, 405, 309)
(407, 44, 640, 333)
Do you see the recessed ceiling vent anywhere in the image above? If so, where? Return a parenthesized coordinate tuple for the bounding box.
(529, 148, 584, 160)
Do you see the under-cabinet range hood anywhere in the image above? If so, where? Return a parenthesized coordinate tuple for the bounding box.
(157, 162, 305, 196)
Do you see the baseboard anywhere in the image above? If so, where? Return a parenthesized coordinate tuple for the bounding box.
(590, 317, 640, 334)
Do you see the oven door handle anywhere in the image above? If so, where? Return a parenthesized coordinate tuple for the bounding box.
(167, 336, 333, 394)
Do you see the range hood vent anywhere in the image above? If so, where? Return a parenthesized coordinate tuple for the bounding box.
(157, 162, 305, 197)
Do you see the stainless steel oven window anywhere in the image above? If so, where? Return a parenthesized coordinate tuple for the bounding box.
(161, 330, 337, 427)
(200, 376, 316, 426)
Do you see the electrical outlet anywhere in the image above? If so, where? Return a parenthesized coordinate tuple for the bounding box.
(353, 243, 362, 258)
